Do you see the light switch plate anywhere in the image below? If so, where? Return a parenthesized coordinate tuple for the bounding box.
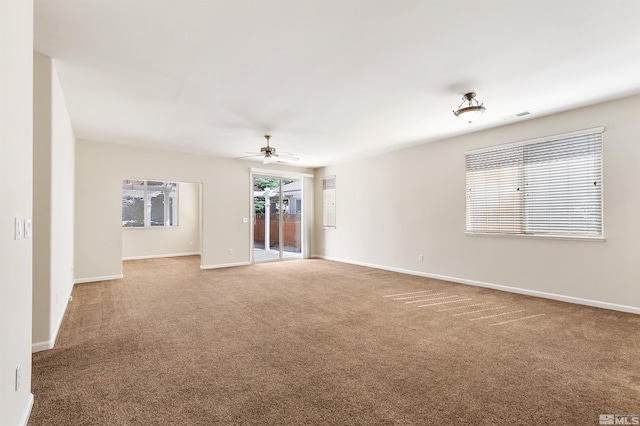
(14, 218, 24, 240)
(24, 218, 32, 238)
(15, 364, 20, 391)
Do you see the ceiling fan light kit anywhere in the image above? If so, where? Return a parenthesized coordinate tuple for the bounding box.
(453, 92, 486, 123)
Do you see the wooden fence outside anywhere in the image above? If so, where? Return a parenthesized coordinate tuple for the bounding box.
(254, 213, 301, 249)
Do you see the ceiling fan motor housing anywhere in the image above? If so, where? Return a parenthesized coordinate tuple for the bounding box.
(260, 146, 275, 155)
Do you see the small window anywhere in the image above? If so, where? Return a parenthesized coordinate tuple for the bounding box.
(322, 176, 336, 228)
(122, 179, 179, 227)
(466, 128, 603, 238)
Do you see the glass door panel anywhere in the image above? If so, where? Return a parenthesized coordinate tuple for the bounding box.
(281, 179, 302, 259)
(253, 176, 302, 262)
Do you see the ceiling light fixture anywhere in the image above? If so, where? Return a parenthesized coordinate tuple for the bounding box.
(241, 135, 299, 164)
(453, 92, 486, 123)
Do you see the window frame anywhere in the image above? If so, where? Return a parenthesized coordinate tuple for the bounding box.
(465, 127, 604, 241)
(322, 175, 336, 229)
(122, 179, 179, 228)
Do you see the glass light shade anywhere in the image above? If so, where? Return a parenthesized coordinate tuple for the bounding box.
(454, 105, 486, 123)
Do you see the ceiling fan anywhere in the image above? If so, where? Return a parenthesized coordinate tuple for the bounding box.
(242, 135, 299, 164)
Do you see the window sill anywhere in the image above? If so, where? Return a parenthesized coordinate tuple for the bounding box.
(122, 226, 179, 230)
(465, 232, 605, 242)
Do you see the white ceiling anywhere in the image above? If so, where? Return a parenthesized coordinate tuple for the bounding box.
(34, 0, 640, 168)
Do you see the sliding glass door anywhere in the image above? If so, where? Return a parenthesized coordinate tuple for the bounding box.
(253, 176, 302, 262)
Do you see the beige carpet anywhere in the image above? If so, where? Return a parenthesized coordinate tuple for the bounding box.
(30, 257, 640, 425)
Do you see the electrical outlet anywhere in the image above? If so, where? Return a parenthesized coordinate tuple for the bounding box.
(418, 254, 424, 262)
(228, 249, 233, 255)
(15, 365, 20, 391)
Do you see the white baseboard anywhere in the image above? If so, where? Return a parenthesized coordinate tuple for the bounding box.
(32, 340, 54, 352)
(314, 255, 640, 315)
(33, 319, 62, 351)
(122, 252, 201, 261)
(19, 393, 34, 426)
(33, 281, 73, 353)
(201, 261, 251, 270)
(74, 274, 123, 284)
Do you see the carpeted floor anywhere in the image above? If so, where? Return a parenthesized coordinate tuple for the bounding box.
(30, 257, 640, 425)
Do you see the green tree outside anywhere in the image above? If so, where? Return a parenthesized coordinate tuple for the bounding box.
(253, 178, 279, 213)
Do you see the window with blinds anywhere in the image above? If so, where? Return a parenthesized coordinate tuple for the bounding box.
(322, 176, 336, 228)
(465, 128, 603, 238)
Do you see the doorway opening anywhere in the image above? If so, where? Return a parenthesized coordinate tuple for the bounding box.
(252, 175, 303, 262)
(121, 180, 203, 269)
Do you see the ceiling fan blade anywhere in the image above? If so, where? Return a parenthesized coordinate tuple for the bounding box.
(235, 154, 262, 160)
(273, 153, 299, 162)
(244, 151, 263, 155)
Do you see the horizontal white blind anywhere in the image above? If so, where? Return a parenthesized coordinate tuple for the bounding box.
(466, 145, 524, 234)
(466, 129, 603, 237)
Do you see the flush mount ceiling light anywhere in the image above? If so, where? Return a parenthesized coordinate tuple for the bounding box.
(453, 92, 486, 123)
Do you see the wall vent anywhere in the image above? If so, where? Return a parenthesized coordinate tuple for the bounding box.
(501, 111, 532, 121)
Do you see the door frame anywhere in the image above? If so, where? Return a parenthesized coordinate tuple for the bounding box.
(249, 168, 313, 263)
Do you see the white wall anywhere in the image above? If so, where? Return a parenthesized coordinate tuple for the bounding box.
(315, 94, 640, 313)
(32, 53, 76, 352)
(32, 53, 52, 350)
(0, 0, 35, 424)
(122, 181, 201, 259)
(49, 58, 76, 342)
(75, 140, 313, 282)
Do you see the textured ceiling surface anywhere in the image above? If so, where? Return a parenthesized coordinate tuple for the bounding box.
(34, 0, 640, 167)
